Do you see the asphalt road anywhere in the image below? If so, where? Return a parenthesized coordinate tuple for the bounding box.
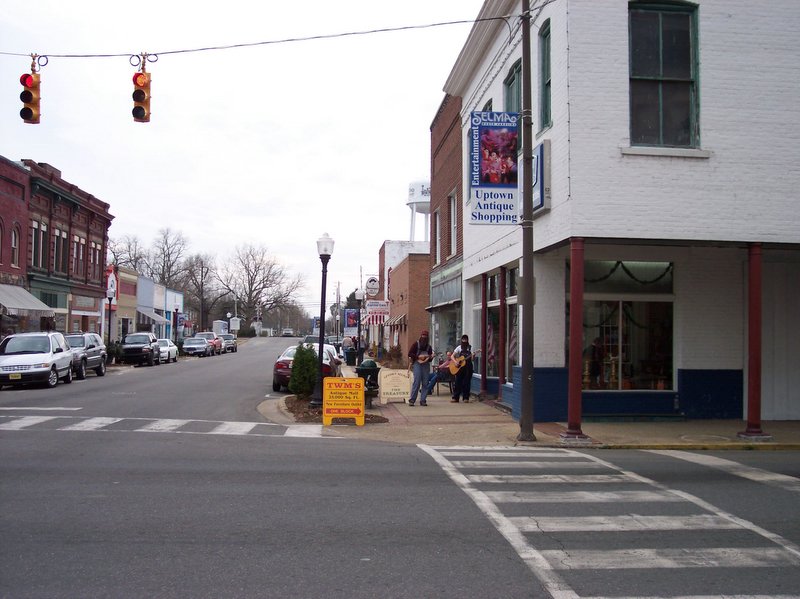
(1, 336, 798, 598)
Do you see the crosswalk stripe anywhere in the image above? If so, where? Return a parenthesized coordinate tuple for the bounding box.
(487, 490, 682, 503)
(438, 450, 575, 457)
(59, 417, 123, 431)
(540, 547, 800, 570)
(138, 419, 191, 432)
(468, 473, 635, 484)
(0, 416, 59, 430)
(451, 460, 604, 469)
(650, 450, 800, 494)
(284, 425, 323, 437)
(511, 514, 741, 532)
(208, 422, 258, 435)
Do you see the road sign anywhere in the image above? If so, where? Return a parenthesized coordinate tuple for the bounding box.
(322, 377, 365, 426)
(365, 276, 379, 297)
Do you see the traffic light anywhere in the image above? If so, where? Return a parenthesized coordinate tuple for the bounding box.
(19, 72, 41, 124)
(132, 71, 151, 122)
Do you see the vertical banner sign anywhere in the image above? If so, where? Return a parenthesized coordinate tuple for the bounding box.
(469, 111, 520, 225)
(344, 308, 358, 337)
(531, 139, 551, 214)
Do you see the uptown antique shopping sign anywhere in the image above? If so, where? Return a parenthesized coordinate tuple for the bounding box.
(469, 111, 519, 225)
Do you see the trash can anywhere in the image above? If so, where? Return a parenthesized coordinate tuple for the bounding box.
(345, 348, 357, 366)
(355, 359, 381, 409)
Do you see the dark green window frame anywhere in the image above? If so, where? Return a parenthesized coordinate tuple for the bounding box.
(629, 2, 698, 147)
(539, 20, 552, 129)
(504, 59, 522, 113)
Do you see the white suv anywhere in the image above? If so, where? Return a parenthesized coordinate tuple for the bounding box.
(0, 331, 74, 389)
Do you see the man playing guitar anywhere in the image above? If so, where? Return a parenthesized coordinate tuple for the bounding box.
(407, 330, 434, 406)
(450, 334, 478, 403)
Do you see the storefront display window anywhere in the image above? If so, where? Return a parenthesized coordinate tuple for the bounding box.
(582, 300, 673, 390)
(569, 261, 674, 391)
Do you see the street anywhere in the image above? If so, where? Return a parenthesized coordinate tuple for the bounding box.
(1, 337, 799, 598)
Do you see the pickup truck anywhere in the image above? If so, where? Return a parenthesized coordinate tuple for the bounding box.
(119, 332, 161, 366)
(194, 331, 223, 355)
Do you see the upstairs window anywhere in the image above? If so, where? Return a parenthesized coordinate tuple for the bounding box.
(539, 20, 552, 129)
(629, 3, 698, 147)
(504, 59, 522, 113)
(448, 192, 457, 256)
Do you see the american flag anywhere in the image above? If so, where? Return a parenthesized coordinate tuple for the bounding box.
(508, 319, 518, 365)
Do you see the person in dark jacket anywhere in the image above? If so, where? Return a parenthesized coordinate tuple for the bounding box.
(407, 330, 433, 406)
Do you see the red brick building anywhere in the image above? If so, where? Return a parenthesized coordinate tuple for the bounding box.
(3, 159, 114, 332)
(428, 93, 464, 354)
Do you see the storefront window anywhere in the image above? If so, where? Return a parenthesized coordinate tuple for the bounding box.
(506, 303, 518, 380)
(582, 300, 673, 390)
(486, 306, 500, 377)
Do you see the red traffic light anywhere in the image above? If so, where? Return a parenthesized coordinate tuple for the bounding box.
(132, 70, 151, 122)
(19, 72, 40, 124)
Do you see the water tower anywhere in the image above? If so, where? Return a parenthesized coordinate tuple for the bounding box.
(407, 180, 431, 241)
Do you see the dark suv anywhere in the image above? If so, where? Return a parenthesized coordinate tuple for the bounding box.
(119, 332, 161, 366)
(65, 332, 107, 379)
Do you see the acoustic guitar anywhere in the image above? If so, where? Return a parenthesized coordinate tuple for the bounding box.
(449, 349, 481, 375)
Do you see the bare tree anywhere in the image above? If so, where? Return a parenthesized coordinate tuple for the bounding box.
(216, 244, 304, 324)
(146, 228, 188, 287)
(108, 235, 148, 271)
(183, 254, 226, 331)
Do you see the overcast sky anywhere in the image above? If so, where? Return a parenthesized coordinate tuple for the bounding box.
(1, 0, 484, 313)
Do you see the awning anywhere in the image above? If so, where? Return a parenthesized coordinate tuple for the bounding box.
(425, 299, 461, 312)
(0, 283, 55, 318)
(137, 308, 169, 324)
(362, 313, 387, 325)
(386, 314, 407, 327)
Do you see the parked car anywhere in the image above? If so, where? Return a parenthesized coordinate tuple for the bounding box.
(271, 342, 342, 392)
(119, 332, 161, 366)
(281, 328, 295, 337)
(0, 331, 74, 389)
(218, 333, 237, 353)
(194, 331, 222, 355)
(156, 339, 178, 363)
(65, 332, 107, 379)
(182, 337, 212, 357)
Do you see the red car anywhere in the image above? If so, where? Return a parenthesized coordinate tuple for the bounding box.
(194, 332, 222, 355)
(272, 344, 341, 392)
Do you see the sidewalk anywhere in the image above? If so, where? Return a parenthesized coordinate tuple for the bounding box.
(258, 363, 800, 449)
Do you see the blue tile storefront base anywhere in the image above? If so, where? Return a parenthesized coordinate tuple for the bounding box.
(506, 367, 742, 422)
(678, 369, 743, 419)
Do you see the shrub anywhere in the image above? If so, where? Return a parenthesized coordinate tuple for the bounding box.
(288, 343, 317, 398)
(381, 343, 405, 369)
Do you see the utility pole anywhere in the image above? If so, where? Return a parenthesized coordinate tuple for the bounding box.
(517, 0, 536, 442)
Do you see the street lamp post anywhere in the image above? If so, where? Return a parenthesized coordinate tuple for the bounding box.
(106, 288, 115, 346)
(310, 233, 334, 408)
(355, 289, 365, 363)
(173, 306, 179, 344)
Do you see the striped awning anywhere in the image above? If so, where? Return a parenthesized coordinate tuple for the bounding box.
(362, 313, 387, 325)
(385, 314, 407, 327)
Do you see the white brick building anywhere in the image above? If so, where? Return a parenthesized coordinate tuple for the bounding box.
(441, 0, 800, 423)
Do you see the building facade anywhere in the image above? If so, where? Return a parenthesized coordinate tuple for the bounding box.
(441, 0, 800, 422)
(428, 94, 465, 356)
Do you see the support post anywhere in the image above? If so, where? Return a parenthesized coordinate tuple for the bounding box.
(739, 243, 771, 441)
(561, 237, 589, 442)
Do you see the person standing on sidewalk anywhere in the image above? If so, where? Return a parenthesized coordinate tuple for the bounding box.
(450, 334, 476, 403)
(407, 330, 433, 406)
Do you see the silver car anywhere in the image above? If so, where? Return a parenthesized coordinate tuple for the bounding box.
(0, 331, 74, 389)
